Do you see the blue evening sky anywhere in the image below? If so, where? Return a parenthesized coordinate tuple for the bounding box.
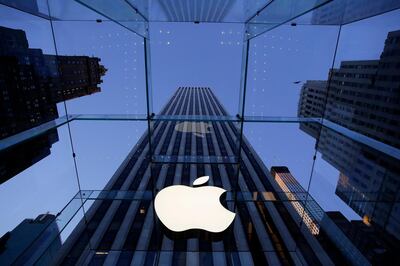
(0, 2, 399, 238)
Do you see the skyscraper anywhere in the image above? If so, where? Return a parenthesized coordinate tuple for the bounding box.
(319, 129, 400, 240)
(0, 26, 107, 183)
(319, 211, 400, 265)
(52, 87, 359, 266)
(0, 214, 61, 265)
(0, 26, 107, 139)
(297, 80, 327, 138)
(271, 166, 324, 235)
(297, 30, 400, 239)
(299, 30, 400, 149)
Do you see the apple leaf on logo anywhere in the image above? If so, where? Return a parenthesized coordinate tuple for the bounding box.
(192, 176, 209, 186)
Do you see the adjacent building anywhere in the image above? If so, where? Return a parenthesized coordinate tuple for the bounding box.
(0, 26, 106, 183)
(0, 214, 62, 265)
(271, 166, 324, 235)
(319, 211, 400, 265)
(297, 80, 327, 138)
(297, 30, 400, 239)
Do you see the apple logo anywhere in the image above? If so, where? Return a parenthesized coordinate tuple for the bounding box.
(154, 176, 236, 233)
(174, 122, 212, 138)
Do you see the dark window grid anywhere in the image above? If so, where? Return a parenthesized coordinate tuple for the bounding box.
(71, 90, 189, 262)
(122, 201, 152, 250)
(158, 89, 188, 155)
(61, 200, 113, 265)
(110, 88, 184, 190)
(236, 202, 268, 265)
(95, 201, 131, 251)
(223, 115, 320, 263)
(181, 164, 191, 186)
(172, 131, 183, 156)
(205, 90, 306, 261)
(89, 165, 163, 261)
(112, 165, 163, 262)
(159, 122, 177, 155)
(196, 135, 204, 156)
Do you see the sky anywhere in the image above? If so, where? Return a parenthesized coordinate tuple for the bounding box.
(0, 2, 399, 239)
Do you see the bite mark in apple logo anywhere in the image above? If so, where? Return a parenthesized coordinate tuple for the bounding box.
(154, 176, 236, 233)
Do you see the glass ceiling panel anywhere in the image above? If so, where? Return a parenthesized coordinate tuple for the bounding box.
(48, 0, 107, 21)
(28, 0, 399, 40)
(129, 0, 271, 23)
(246, 0, 330, 39)
(0, 0, 51, 19)
(45, 0, 273, 24)
(3, 0, 399, 38)
(310, 0, 400, 25)
(74, 0, 148, 37)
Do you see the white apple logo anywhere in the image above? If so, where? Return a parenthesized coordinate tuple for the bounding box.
(174, 122, 212, 138)
(154, 176, 236, 233)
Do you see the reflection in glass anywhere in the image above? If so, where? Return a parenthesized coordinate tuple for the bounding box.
(271, 166, 324, 235)
(0, 25, 107, 183)
(299, 30, 400, 149)
(298, 29, 400, 262)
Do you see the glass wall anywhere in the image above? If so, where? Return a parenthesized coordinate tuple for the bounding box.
(0, 0, 399, 265)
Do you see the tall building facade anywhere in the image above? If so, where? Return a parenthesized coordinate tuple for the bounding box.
(0, 26, 107, 139)
(159, 0, 235, 22)
(297, 30, 400, 239)
(299, 33, 400, 148)
(54, 87, 354, 265)
(0, 214, 61, 265)
(297, 80, 327, 138)
(271, 166, 324, 235)
(319, 211, 400, 265)
(0, 26, 106, 183)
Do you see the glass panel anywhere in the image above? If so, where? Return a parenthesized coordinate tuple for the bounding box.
(70, 0, 148, 37)
(0, 3, 68, 125)
(48, 0, 107, 21)
(11, 197, 87, 266)
(0, 6, 79, 252)
(0, 125, 78, 245)
(246, 0, 331, 39)
(305, 8, 400, 265)
(150, 23, 244, 116)
(245, 19, 340, 117)
(310, 0, 400, 25)
(150, 118, 241, 164)
(0, 0, 50, 19)
(0, 115, 74, 152)
(153, 114, 239, 122)
(151, 163, 239, 193)
(51, 19, 147, 115)
(74, 189, 308, 203)
(308, 127, 398, 264)
(68, 120, 147, 190)
(2, 1, 400, 266)
(72, 0, 271, 23)
(244, 121, 317, 181)
(74, 114, 147, 121)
